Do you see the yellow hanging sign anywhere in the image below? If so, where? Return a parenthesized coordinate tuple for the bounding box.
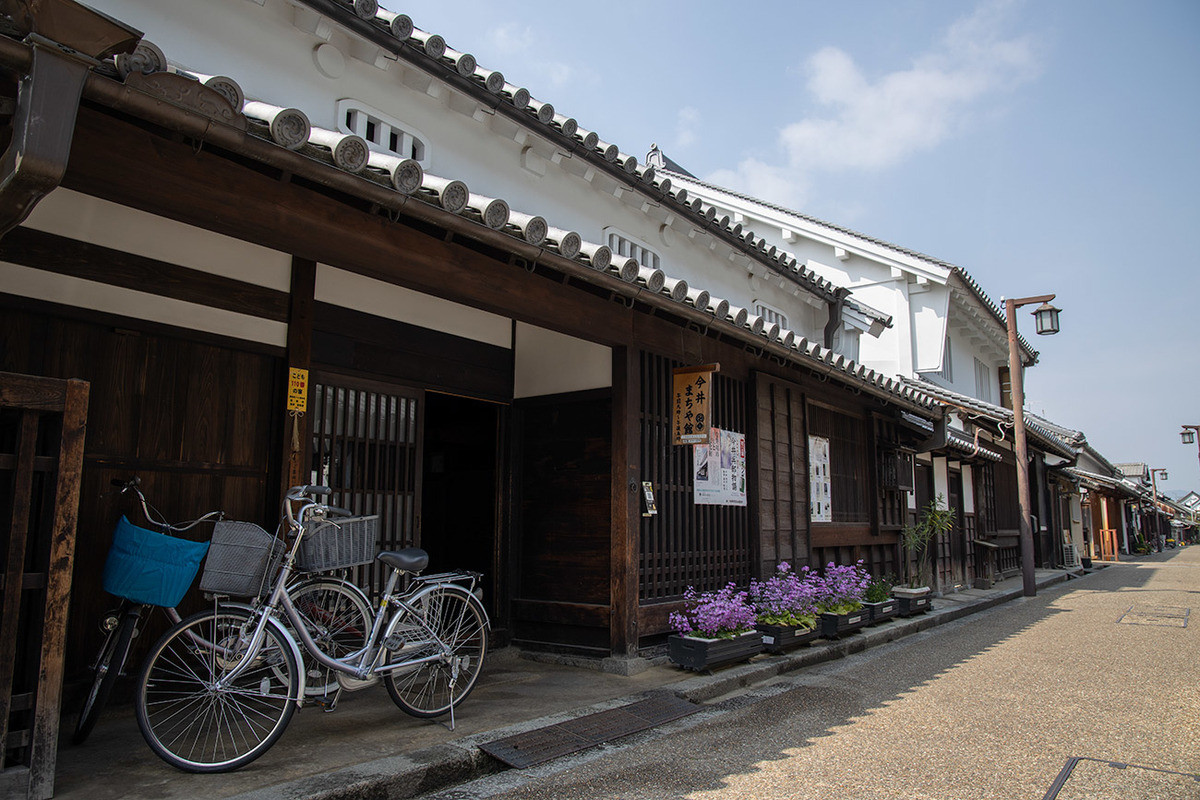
(672, 363, 719, 445)
(287, 367, 309, 413)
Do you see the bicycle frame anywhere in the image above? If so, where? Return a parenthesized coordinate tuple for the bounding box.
(212, 490, 483, 701)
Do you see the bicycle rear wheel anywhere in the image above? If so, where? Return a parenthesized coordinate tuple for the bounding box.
(73, 604, 140, 745)
(384, 585, 488, 718)
(289, 578, 371, 697)
(135, 607, 299, 773)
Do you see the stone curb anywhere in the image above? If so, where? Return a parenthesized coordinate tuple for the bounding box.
(231, 570, 1079, 800)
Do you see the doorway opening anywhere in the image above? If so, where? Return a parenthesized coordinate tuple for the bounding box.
(421, 392, 502, 617)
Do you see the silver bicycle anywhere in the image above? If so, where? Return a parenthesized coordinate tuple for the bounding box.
(133, 485, 490, 773)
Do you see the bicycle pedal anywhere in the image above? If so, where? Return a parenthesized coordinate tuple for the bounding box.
(335, 673, 379, 692)
(314, 689, 342, 712)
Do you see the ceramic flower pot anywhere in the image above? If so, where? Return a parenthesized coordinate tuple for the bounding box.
(668, 631, 764, 671)
(755, 622, 820, 653)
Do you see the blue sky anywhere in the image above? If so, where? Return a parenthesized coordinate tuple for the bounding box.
(400, 0, 1200, 494)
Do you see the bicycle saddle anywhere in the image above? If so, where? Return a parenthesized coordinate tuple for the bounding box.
(377, 548, 429, 574)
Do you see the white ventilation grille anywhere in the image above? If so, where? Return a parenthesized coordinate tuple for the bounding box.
(337, 99, 429, 165)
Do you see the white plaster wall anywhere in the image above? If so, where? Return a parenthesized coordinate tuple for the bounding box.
(933, 457, 949, 504)
(962, 465, 975, 514)
(513, 322, 611, 399)
(316, 265, 511, 348)
(25, 189, 291, 290)
(0, 261, 288, 346)
(84, 0, 829, 343)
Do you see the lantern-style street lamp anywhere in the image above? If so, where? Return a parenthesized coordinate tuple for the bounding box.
(1032, 302, 1062, 335)
(1005, 293, 1061, 598)
(1182, 425, 1199, 477)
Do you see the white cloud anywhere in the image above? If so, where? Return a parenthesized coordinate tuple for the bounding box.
(489, 23, 534, 55)
(675, 107, 701, 149)
(712, 0, 1040, 204)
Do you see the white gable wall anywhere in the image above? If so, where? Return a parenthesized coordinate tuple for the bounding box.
(84, 0, 830, 345)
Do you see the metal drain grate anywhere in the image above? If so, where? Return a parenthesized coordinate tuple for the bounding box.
(1043, 757, 1200, 799)
(1117, 605, 1190, 627)
(479, 694, 701, 769)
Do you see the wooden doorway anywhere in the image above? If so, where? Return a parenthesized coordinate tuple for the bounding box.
(421, 392, 502, 616)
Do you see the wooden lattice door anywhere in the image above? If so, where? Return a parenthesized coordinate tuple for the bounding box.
(310, 375, 422, 594)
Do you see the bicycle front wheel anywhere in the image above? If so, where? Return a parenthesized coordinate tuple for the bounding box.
(289, 578, 371, 697)
(135, 607, 299, 773)
(73, 605, 139, 745)
(384, 586, 488, 718)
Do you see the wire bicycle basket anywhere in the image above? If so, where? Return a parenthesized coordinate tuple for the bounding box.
(296, 515, 379, 573)
(199, 520, 286, 598)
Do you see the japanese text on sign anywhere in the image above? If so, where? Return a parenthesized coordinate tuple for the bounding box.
(287, 367, 309, 413)
(672, 364, 719, 445)
(694, 427, 747, 506)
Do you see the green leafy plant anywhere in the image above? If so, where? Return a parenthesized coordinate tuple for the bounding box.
(902, 495, 955, 588)
(863, 575, 894, 603)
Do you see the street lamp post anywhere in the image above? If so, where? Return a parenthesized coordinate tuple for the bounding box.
(1149, 467, 1168, 551)
(1005, 293, 1061, 598)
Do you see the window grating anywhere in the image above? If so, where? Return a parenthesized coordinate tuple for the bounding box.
(638, 352, 749, 601)
(341, 102, 427, 162)
(607, 231, 661, 270)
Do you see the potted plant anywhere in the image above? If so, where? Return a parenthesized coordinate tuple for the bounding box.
(862, 574, 899, 624)
(895, 495, 954, 616)
(817, 561, 870, 638)
(667, 582, 763, 671)
(749, 562, 820, 653)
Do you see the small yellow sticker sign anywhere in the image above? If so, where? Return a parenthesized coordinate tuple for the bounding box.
(287, 367, 309, 413)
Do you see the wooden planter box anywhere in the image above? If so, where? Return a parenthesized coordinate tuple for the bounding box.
(819, 608, 868, 639)
(756, 623, 820, 653)
(893, 587, 931, 617)
(668, 631, 763, 671)
(863, 599, 899, 625)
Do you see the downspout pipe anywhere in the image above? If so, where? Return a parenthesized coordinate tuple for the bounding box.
(0, 37, 93, 237)
(0, 0, 140, 237)
(823, 288, 849, 350)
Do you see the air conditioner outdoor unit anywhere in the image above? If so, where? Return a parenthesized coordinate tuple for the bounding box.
(1062, 543, 1080, 569)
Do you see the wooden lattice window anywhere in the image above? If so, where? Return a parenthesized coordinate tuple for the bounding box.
(638, 352, 749, 601)
(807, 403, 870, 524)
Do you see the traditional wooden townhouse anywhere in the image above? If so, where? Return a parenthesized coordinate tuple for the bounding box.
(0, 0, 956, 689)
(1047, 426, 1144, 562)
(647, 150, 1079, 592)
(1114, 463, 1174, 552)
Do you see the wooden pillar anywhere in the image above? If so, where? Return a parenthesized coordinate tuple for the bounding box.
(283, 257, 316, 494)
(610, 346, 639, 656)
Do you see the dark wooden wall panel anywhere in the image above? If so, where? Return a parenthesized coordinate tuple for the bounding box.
(0, 302, 282, 692)
(512, 392, 612, 650)
(754, 373, 808, 576)
(313, 303, 513, 402)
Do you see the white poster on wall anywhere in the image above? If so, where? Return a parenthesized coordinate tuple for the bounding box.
(809, 435, 831, 522)
(694, 428, 747, 506)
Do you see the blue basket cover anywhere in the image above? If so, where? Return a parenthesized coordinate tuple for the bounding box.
(102, 516, 211, 607)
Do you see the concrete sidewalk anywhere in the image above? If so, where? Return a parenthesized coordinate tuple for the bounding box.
(51, 568, 1083, 800)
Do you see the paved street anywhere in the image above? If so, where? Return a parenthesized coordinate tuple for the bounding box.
(426, 550, 1200, 800)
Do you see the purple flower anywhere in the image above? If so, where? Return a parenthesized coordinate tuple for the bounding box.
(670, 582, 757, 638)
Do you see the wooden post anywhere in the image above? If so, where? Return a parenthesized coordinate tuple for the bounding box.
(610, 346, 639, 656)
(284, 258, 316, 494)
(29, 379, 88, 800)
